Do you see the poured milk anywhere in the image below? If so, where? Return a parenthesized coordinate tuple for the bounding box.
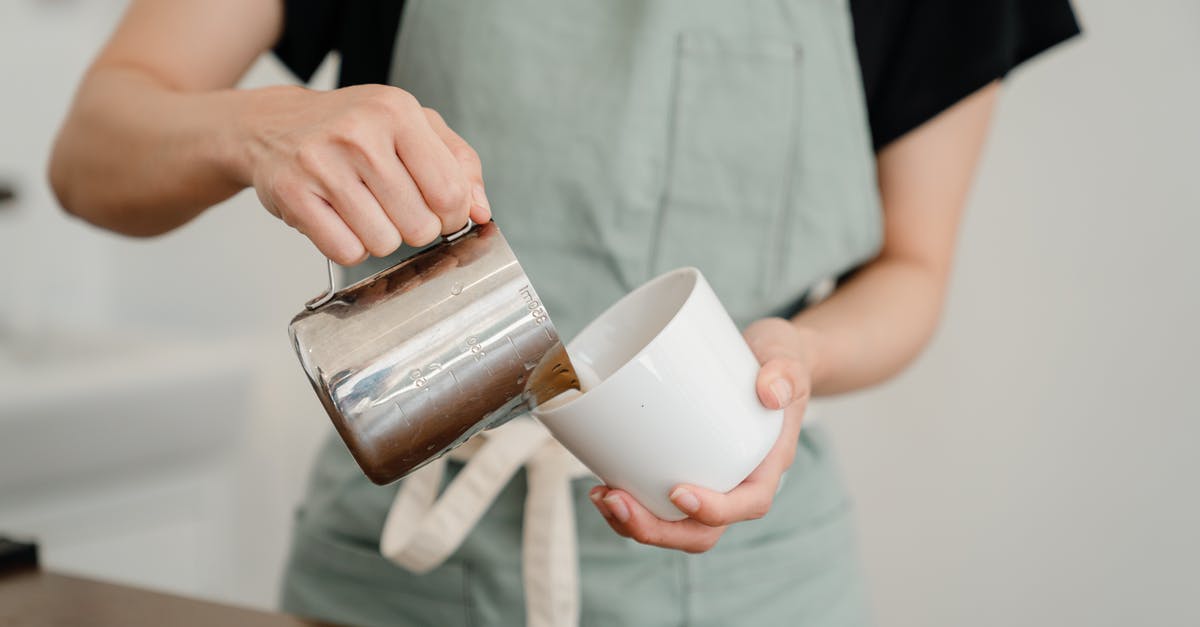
(538, 359, 601, 411)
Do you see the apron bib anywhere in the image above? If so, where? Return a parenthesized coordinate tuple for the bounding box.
(283, 1, 880, 625)
(353, 0, 881, 334)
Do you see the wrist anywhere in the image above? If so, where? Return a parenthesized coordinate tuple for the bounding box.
(218, 84, 306, 188)
(790, 323, 831, 394)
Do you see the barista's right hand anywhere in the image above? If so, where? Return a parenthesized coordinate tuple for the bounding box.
(236, 84, 491, 266)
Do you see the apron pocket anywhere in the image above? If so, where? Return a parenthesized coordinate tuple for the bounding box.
(652, 32, 800, 313)
(282, 516, 474, 627)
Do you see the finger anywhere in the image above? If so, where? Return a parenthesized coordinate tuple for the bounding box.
(395, 108, 472, 231)
(589, 486, 640, 541)
(599, 489, 725, 553)
(285, 191, 368, 266)
(315, 166, 402, 258)
(589, 486, 619, 523)
(424, 108, 491, 223)
(755, 357, 811, 410)
(670, 407, 804, 525)
(742, 318, 802, 362)
(468, 202, 492, 226)
(669, 480, 776, 527)
(354, 142, 443, 247)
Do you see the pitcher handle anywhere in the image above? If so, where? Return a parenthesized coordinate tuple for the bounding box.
(305, 220, 478, 311)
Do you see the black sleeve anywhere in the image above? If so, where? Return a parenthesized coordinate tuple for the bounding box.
(273, 0, 404, 87)
(851, 0, 1081, 150)
(276, 1, 1080, 150)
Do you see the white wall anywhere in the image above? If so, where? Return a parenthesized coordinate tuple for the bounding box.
(822, 1, 1200, 626)
(0, 0, 1196, 624)
(0, 0, 333, 609)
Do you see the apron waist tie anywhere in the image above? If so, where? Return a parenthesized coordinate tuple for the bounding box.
(379, 418, 593, 627)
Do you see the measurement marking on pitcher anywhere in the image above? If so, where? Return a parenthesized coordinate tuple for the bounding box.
(507, 335, 523, 360)
(519, 285, 549, 325)
(449, 369, 466, 396)
(466, 335, 495, 375)
(466, 335, 485, 361)
(409, 363, 442, 391)
(409, 368, 427, 390)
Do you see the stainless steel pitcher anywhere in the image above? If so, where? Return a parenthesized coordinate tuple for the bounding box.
(288, 221, 578, 485)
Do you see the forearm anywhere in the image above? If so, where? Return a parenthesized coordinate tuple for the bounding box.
(48, 67, 265, 236)
(790, 81, 1000, 396)
(792, 254, 949, 396)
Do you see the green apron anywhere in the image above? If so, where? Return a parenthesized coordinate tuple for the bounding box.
(281, 0, 882, 624)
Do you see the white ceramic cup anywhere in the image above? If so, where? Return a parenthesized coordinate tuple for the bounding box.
(533, 267, 784, 521)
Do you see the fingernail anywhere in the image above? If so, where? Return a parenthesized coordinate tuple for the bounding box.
(603, 494, 630, 523)
(472, 185, 490, 211)
(670, 487, 700, 514)
(589, 492, 610, 518)
(770, 379, 792, 408)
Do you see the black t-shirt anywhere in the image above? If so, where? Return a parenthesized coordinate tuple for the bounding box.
(274, 1, 1079, 151)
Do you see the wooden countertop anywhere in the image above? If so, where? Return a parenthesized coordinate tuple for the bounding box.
(0, 567, 337, 627)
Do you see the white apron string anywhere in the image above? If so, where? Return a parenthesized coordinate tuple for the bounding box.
(379, 418, 593, 627)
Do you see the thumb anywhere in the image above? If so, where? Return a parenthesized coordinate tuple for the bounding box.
(755, 357, 809, 411)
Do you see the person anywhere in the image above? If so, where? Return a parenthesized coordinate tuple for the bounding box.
(49, 1, 1079, 625)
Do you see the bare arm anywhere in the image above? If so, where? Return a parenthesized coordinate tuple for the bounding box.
(50, 0, 489, 264)
(49, 0, 281, 236)
(794, 81, 1000, 395)
(593, 82, 1002, 552)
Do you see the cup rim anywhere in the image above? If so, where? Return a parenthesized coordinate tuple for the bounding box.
(534, 266, 701, 418)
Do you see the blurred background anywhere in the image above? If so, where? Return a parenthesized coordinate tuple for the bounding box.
(0, 1, 1196, 625)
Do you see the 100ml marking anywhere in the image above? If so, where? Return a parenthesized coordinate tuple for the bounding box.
(409, 362, 442, 390)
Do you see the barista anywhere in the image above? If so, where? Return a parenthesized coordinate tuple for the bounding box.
(50, 1, 1078, 625)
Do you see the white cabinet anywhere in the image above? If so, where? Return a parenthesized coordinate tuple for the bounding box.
(0, 336, 255, 602)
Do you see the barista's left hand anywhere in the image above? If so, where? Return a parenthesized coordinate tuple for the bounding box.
(589, 317, 818, 553)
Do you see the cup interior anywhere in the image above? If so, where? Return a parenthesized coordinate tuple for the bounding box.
(568, 267, 697, 385)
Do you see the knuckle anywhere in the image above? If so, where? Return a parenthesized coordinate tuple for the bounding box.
(454, 144, 482, 169)
(747, 499, 772, 520)
(376, 89, 420, 122)
(693, 508, 726, 527)
(422, 106, 445, 124)
(426, 177, 468, 214)
(329, 118, 367, 147)
(294, 144, 325, 175)
(689, 536, 720, 554)
(793, 379, 812, 404)
(361, 86, 409, 111)
(266, 176, 300, 203)
(705, 514, 733, 527)
(277, 206, 301, 230)
(392, 89, 421, 111)
(765, 356, 792, 374)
